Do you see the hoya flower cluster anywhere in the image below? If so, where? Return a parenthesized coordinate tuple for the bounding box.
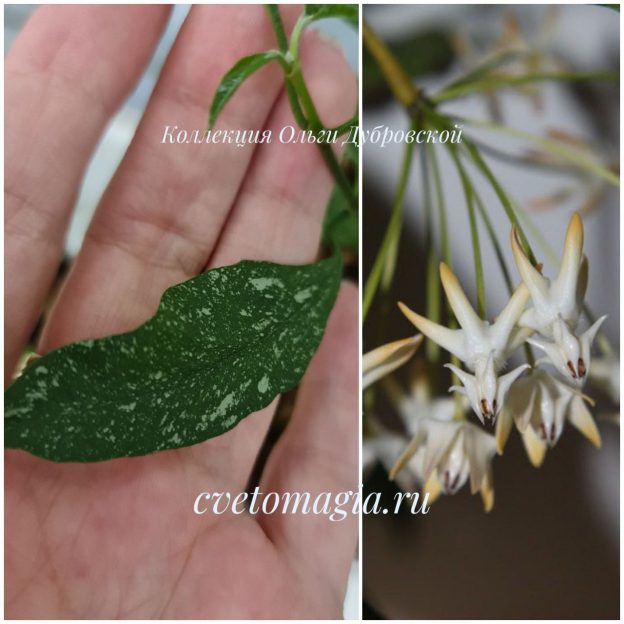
(364, 213, 608, 510)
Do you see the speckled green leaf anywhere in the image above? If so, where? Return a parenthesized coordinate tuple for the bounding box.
(5, 254, 342, 462)
(209, 50, 284, 128)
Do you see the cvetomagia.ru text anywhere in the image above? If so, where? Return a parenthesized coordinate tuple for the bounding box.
(161, 124, 463, 149)
(193, 487, 431, 521)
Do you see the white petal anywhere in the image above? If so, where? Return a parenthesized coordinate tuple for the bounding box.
(439, 262, 483, 336)
(437, 434, 470, 494)
(363, 335, 423, 389)
(575, 255, 589, 314)
(580, 315, 608, 365)
(381, 376, 419, 434)
(552, 212, 584, 318)
(549, 394, 570, 447)
(490, 283, 530, 353)
(527, 334, 577, 385)
(398, 302, 468, 362)
(511, 226, 550, 310)
(567, 396, 602, 448)
(421, 418, 462, 481)
(507, 376, 537, 433)
(507, 326, 535, 352)
(445, 364, 483, 424)
(495, 407, 514, 454)
(388, 429, 425, 481)
(480, 469, 495, 513)
(422, 471, 442, 505)
(522, 425, 547, 468)
(463, 424, 496, 494)
(364, 431, 408, 479)
(495, 364, 531, 413)
(518, 307, 542, 333)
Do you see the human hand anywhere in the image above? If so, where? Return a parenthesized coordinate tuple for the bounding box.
(5, 5, 357, 618)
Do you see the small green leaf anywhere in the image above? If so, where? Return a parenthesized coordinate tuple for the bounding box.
(304, 4, 358, 27)
(209, 50, 285, 128)
(322, 143, 359, 251)
(6, 255, 342, 462)
(322, 188, 358, 250)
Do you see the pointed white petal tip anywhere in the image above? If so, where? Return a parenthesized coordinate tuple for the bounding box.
(495, 411, 512, 456)
(398, 303, 466, 361)
(423, 472, 442, 505)
(362, 335, 423, 389)
(568, 397, 602, 449)
(522, 426, 547, 468)
(565, 212, 584, 254)
(511, 227, 548, 302)
(439, 262, 482, 333)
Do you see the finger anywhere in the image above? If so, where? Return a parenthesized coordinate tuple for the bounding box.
(201, 31, 357, 489)
(209, 29, 358, 267)
(4, 5, 170, 382)
(38, 5, 302, 354)
(259, 283, 359, 599)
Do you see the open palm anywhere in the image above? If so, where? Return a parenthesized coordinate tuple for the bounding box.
(5, 5, 358, 618)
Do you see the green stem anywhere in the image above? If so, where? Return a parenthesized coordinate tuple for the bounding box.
(362, 21, 422, 109)
(428, 144, 452, 268)
(427, 110, 537, 266)
(265, 6, 309, 130)
(329, 115, 359, 137)
(442, 49, 527, 91)
(267, 6, 353, 200)
(472, 188, 513, 295)
(469, 177, 536, 367)
(457, 116, 619, 187)
(363, 133, 416, 320)
(446, 142, 486, 319)
(428, 144, 465, 419)
(265, 5, 289, 51)
(433, 71, 619, 103)
(462, 136, 538, 265)
(422, 146, 440, 364)
(289, 63, 356, 209)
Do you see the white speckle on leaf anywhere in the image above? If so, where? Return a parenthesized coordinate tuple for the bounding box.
(250, 277, 284, 291)
(208, 392, 235, 422)
(257, 375, 269, 393)
(294, 287, 314, 303)
(119, 402, 137, 412)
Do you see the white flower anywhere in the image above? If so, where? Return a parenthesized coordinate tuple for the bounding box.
(363, 418, 415, 492)
(496, 369, 601, 467)
(446, 355, 529, 425)
(511, 212, 607, 386)
(527, 315, 606, 386)
(390, 413, 496, 511)
(384, 371, 496, 511)
(399, 262, 530, 422)
(362, 335, 423, 389)
(512, 212, 587, 332)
